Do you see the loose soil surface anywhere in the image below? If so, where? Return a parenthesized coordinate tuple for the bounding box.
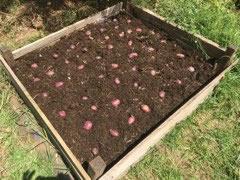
(12, 13, 216, 168)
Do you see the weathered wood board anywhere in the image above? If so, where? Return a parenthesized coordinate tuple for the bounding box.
(0, 2, 237, 180)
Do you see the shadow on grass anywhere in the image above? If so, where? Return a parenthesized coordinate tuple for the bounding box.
(22, 170, 72, 180)
(1, 0, 122, 33)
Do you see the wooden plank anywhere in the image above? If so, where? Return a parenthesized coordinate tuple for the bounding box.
(12, 2, 123, 60)
(0, 54, 91, 180)
(100, 59, 237, 180)
(128, 4, 226, 59)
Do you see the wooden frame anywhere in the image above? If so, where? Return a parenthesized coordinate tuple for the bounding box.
(0, 2, 237, 180)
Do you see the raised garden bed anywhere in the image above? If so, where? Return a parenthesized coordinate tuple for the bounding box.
(0, 2, 237, 180)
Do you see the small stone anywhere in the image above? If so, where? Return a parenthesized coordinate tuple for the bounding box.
(70, 44, 76, 49)
(148, 47, 155, 52)
(119, 32, 125, 37)
(86, 30, 91, 36)
(65, 59, 70, 64)
(46, 70, 54, 77)
(132, 66, 137, 71)
(150, 70, 157, 76)
(53, 53, 59, 59)
(108, 44, 114, 50)
(104, 36, 110, 40)
(42, 92, 48, 98)
(82, 96, 88, 100)
(134, 82, 138, 87)
(114, 78, 120, 85)
(176, 53, 185, 59)
(96, 56, 102, 60)
(92, 147, 99, 155)
(188, 66, 195, 72)
(78, 65, 85, 70)
(98, 74, 104, 79)
(128, 40, 133, 46)
(161, 40, 167, 43)
(82, 47, 88, 52)
(175, 79, 182, 85)
(127, 29, 133, 34)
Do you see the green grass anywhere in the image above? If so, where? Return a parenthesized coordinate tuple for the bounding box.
(125, 0, 240, 179)
(0, 69, 54, 179)
(1, 0, 240, 179)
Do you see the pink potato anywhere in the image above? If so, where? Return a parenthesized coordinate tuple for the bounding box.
(31, 63, 38, 69)
(109, 129, 119, 137)
(159, 91, 166, 99)
(129, 52, 138, 59)
(141, 104, 151, 113)
(114, 78, 121, 85)
(78, 65, 85, 70)
(55, 81, 64, 88)
(112, 99, 121, 107)
(46, 70, 54, 77)
(33, 77, 40, 82)
(53, 53, 59, 59)
(100, 28, 106, 33)
(91, 105, 98, 111)
(161, 39, 167, 44)
(82, 96, 88, 100)
(175, 79, 182, 85)
(83, 120, 93, 130)
(136, 28, 142, 33)
(128, 115, 136, 125)
(128, 40, 133, 46)
(111, 63, 119, 69)
(58, 111, 66, 118)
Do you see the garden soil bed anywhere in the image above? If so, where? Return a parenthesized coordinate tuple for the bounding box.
(11, 12, 215, 167)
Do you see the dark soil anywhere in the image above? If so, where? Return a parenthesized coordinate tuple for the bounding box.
(12, 13, 216, 167)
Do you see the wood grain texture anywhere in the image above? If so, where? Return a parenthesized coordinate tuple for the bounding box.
(1, 2, 237, 180)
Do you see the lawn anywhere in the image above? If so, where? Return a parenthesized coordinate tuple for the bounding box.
(0, 0, 239, 179)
